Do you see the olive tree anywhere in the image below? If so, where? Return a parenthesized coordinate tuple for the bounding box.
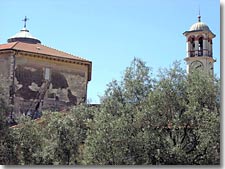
(82, 59, 220, 165)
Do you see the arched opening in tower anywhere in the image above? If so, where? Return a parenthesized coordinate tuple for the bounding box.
(198, 37, 203, 56)
(190, 37, 195, 57)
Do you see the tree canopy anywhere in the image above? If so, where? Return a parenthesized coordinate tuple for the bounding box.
(0, 58, 220, 165)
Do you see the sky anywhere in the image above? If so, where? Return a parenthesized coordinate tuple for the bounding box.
(0, 0, 220, 104)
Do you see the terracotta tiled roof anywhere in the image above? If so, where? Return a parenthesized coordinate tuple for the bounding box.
(0, 42, 90, 63)
(0, 41, 92, 81)
(0, 42, 18, 50)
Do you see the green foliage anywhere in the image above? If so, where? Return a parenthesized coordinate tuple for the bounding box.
(0, 58, 220, 165)
(0, 127, 19, 165)
(0, 83, 12, 164)
(123, 57, 153, 103)
(0, 84, 9, 132)
(83, 59, 220, 165)
(12, 116, 43, 165)
(83, 58, 155, 165)
(41, 109, 87, 164)
(0, 104, 94, 165)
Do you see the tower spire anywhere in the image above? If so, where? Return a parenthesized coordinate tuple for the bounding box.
(22, 16, 29, 28)
(198, 6, 201, 22)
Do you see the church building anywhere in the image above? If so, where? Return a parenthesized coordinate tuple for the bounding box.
(0, 17, 92, 118)
(0, 15, 217, 120)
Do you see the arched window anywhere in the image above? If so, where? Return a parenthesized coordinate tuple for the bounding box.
(190, 37, 195, 57)
(190, 37, 195, 49)
(209, 39, 213, 57)
(198, 37, 203, 56)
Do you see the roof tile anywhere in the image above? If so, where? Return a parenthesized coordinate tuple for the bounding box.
(0, 42, 18, 50)
(0, 42, 90, 63)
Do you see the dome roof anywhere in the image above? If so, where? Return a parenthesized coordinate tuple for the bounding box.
(183, 15, 215, 38)
(189, 15, 211, 32)
(189, 21, 210, 31)
(7, 27, 41, 44)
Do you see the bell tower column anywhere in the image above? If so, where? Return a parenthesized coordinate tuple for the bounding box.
(183, 15, 216, 75)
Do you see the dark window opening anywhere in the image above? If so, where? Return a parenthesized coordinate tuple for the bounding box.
(191, 38, 195, 49)
(198, 37, 203, 56)
(190, 38, 195, 57)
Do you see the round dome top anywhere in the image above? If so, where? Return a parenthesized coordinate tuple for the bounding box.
(189, 22, 210, 31)
(189, 15, 211, 32)
(183, 15, 215, 38)
(7, 27, 41, 44)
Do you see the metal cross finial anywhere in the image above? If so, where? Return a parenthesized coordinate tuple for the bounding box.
(198, 6, 201, 22)
(22, 16, 29, 28)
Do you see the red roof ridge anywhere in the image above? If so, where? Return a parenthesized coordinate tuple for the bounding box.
(0, 41, 18, 50)
(0, 42, 91, 64)
(11, 41, 19, 48)
(0, 41, 92, 81)
(40, 43, 90, 62)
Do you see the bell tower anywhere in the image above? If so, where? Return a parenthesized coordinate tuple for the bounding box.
(183, 15, 216, 75)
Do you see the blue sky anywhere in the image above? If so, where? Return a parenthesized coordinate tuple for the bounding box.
(0, 0, 220, 103)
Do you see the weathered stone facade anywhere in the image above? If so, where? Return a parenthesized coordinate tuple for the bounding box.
(0, 27, 92, 116)
(0, 52, 12, 105)
(0, 49, 91, 115)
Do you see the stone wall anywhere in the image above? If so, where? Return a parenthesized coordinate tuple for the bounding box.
(13, 54, 88, 114)
(0, 52, 13, 107)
